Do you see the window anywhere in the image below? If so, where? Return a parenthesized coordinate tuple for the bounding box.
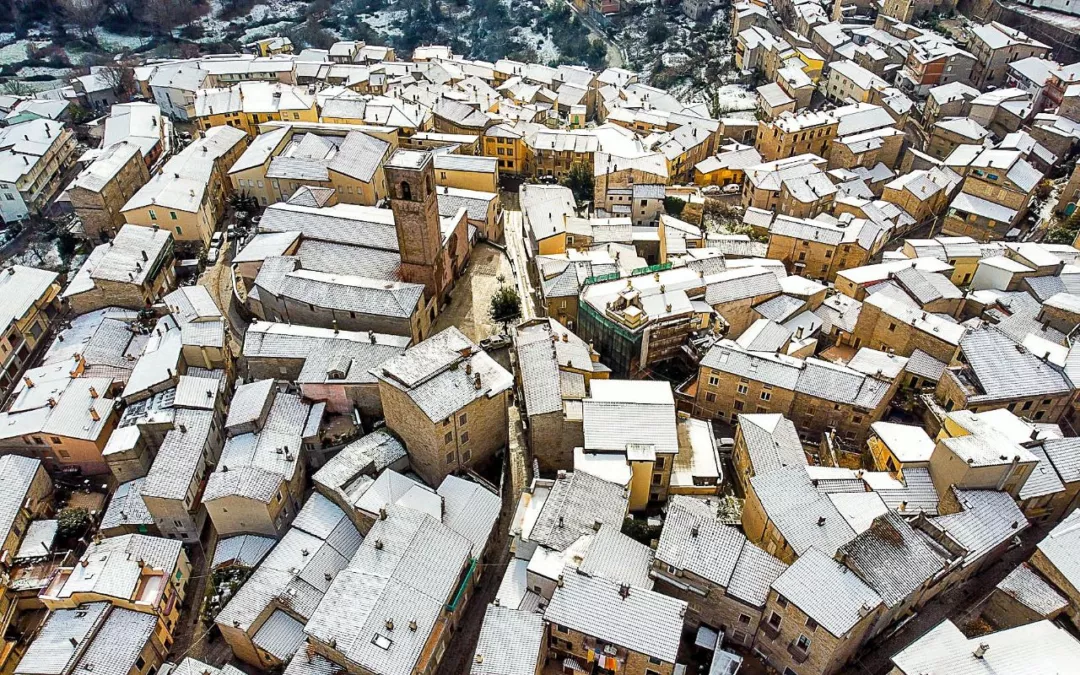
(1022, 400, 1032, 411)
(888, 322, 896, 332)
(461, 431, 470, 444)
(462, 449, 471, 462)
(148, 209, 157, 220)
(553, 623, 568, 634)
(444, 418, 451, 426)
(768, 611, 782, 629)
(709, 375, 720, 387)
(135, 657, 146, 671)
(445, 451, 455, 464)
(58, 449, 70, 458)
(705, 392, 716, 403)
(655, 456, 665, 470)
(169, 211, 177, 220)
(459, 413, 468, 426)
(777, 594, 789, 608)
(739, 614, 751, 624)
(737, 383, 748, 395)
(796, 634, 811, 652)
(652, 473, 662, 485)
(32, 437, 44, 445)
(733, 400, 744, 411)
(760, 391, 771, 401)
(50, 436, 61, 444)
(805, 617, 818, 631)
(444, 431, 453, 444)
(176, 226, 183, 236)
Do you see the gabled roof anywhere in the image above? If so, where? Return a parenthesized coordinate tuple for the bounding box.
(771, 547, 882, 638)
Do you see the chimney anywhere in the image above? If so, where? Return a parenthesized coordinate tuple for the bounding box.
(141, 250, 148, 261)
(23, 376, 33, 388)
(69, 638, 78, 648)
(691, 526, 699, 537)
(974, 643, 989, 659)
(324, 572, 332, 581)
(368, 330, 376, 344)
(179, 424, 187, 433)
(88, 386, 98, 398)
(408, 620, 417, 631)
(374, 539, 384, 550)
(89, 407, 100, 422)
(618, 583, 630, 599)
(47, 397, 57, 408)
(379, 507, 388, 520)
(817, 516, 826, 526)
(332, 319, 338, 334)
(384, 618, 393, 631)
(473, 372, 482, 390)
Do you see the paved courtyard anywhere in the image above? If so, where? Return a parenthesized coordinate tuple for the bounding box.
(433, 241, 515, 343)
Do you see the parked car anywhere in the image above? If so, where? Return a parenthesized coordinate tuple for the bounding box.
(206, 248, 219, 265)
(210, 232, 224, 248)
(480, 334, 511, 350)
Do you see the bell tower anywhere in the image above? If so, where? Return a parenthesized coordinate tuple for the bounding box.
(386, 149, 445, 302)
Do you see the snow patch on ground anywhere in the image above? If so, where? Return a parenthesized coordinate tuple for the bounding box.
(511, 25, 559, 64)
(241, 21, 296, 42)
(0, 40, 37, 66)
(359, 10, 408, 38)
(714, 83, 756, 114)
(662, 52, 691, 68)
(16, 66, 71, 78)
(9, 240, 63, 270)
(92, 28, 152, 51)
(197, 0, 300, 41)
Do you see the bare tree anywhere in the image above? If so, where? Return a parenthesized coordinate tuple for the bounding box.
(143, 0, 198, 35)
(61, 0, 105, 38)
(98, 62, 135, 97)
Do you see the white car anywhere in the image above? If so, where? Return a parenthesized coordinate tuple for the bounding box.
(210, 232, 224, 248)
(206, 248, 219, 265)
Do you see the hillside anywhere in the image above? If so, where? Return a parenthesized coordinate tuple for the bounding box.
(0, 0, 753, 109)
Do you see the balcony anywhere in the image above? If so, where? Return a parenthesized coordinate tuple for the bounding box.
(761, 621, 781, 640)
(787, 641, 810, 664)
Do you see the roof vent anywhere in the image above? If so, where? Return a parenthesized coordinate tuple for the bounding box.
(379, 507, 388, 520)
(817, 516, 826, 526)
(974, 643, 989, 659)
(408, 620, 417, 631)
(374, 539, 384, 550)
(384, 618, 394, 631)
(69, 637, 78, 648)
(89, 407, 100, 422)
(618, 583, 630, 599)
(691, 526, 699, 538)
